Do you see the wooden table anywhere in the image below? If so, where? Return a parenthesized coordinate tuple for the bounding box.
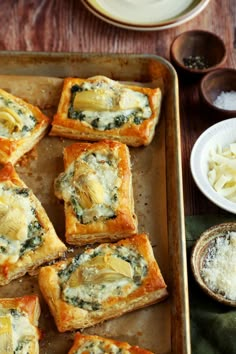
(1, 0, 235, 216)
(0, 2, 235, 354)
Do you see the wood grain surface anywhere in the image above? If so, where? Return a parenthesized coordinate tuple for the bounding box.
(0, 0, 235, 216)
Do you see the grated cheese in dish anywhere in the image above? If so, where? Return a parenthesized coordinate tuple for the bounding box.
(201, 231, 236, 300)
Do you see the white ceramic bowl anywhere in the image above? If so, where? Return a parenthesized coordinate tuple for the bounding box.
(82, 0, 211, 31)
(190, 117, 236, 214)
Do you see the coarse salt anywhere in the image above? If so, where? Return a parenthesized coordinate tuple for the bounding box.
(201, 231, 236, 300)
(213, 91, 236, 110)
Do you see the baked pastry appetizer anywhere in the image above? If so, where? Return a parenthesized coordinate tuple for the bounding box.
(50, 75, 162, 147)
(38, 233, 168, 332)
(68, 333, 154, 354)
(0, 88, 50, 164)
(54, 140, 138, 245)
(0, 295, 41, 353)
(0, 163, 67, 285)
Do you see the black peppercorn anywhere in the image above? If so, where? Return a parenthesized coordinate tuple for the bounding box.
(183, 55, 209, 70)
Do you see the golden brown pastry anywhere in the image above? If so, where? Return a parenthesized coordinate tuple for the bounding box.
(0, 88, 50, 164)
(0, 163, 67, 285)
(68, 333, 154, 354)
(50, 75, 162, 147)
(54, 140, 138, 245)
(0, 295, 41, 353)
(38, 233, 168, 332)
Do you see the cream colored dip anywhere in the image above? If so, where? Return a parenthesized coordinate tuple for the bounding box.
(88, 0, 197, 25)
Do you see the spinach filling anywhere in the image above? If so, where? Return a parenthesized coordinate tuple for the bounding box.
(14, 187, 30, 197)
(0, 231, 43, 257)
(7, 309, 32, 354)
(0, 187, 44, 258)
(67, 84, 147, 129)
(58, 251, 103, 311)
(55, 168, 87, 223)
(19, 227, 43, 256)
(29, 114, 37, 125)
(0, 236, 10, 254)
(71, 84, 84, 93)
(14, 339, 31, 354)
(58, 249, 104, 281)
(0, 96, 37, 133)
(0, 185, 44, 261)
(10, 308, 21, 317)
(18, 217, 44, 257)
(114, 114, 128, 127)
(58, 253, 82, 280)
(68, 85, 85, 121)
(68, 107, 85, 121)
(70, 193, 116, 224)
(63, 297, 100, 311)
(56, 152, 118, 224)
(116, 246, 148, 286)
(58, 246, 148, 310)
(70, 195, 83, 222)
(133, 115, 144, 125)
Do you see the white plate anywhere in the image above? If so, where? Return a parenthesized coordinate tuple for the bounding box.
(190, 118, 236, 214)
(81, 0, 211, 31)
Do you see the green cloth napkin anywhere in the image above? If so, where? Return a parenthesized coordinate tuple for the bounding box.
(186, 215, 236, 354)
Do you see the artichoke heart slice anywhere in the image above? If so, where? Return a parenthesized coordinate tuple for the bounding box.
(0, 107, 23, 133)
(0, 315, 14, 353)
(73, 160, 94, 178)
(104, 254, 133, 277)
(73, 89, 115, 112)
(73, 87, 145, 112)
(67, 255, 133, 287)
(0, 206, 28, 241)
(73, 161, 104, 209)
(0, 201, 9, 217)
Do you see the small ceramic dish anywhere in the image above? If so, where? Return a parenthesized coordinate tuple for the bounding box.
(190, 117, 236, 214)
(191, 222, 236, 306)
(200, 68, 236, 117)
(170, 30, 226, 75)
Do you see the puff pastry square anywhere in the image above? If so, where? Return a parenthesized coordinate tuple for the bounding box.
(38, 233, 168, 332)
(0, 163, 67, 285)
(0, 88, 50, 164)
(54, 140, 138, 245)
(50, 75, 162, 147)
(68, 333, 154, 354)
(0, 295, 41, 354)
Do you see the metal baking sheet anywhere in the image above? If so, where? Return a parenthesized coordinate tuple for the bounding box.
(0, 53, 190, 354)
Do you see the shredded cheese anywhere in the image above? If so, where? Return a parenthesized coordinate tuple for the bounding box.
(208, 143, 236, 202)
(201, 232, 236, 300)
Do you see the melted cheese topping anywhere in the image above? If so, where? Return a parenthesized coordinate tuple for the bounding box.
(59, 243, 147, 310)
(0, 182, 44, 265)
(55, 150, 121, 224)
(69, 80, 152, 131)
(74, 339, 130, 354)
(0, 94, 37, 139)
(0, 308, 38, 354)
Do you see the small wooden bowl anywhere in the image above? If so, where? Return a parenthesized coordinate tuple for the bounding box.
(200, 68, 236, 116)
(191, 222, 236, 307)
(170, 30, 226, 75)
